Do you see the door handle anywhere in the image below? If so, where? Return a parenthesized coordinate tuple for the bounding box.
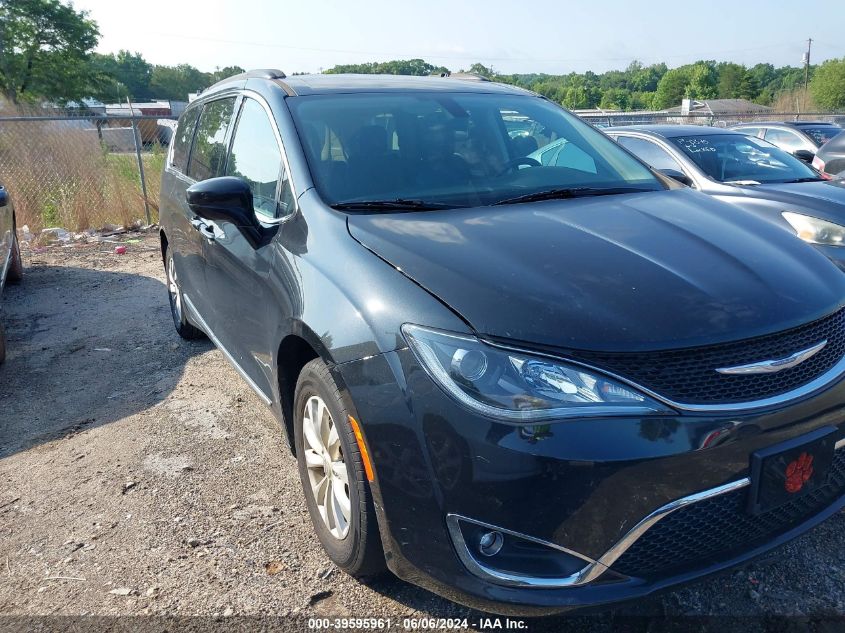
(190, 217, 217, 241)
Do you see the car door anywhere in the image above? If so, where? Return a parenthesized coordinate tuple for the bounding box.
(179, 96, 237, 319)
(202, 95, 297, 401)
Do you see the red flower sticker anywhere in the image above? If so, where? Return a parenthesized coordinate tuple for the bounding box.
(785, 452, 814, 493)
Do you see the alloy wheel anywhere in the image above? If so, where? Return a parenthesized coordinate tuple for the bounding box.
(302, 395, 351, 539)
(167, 256, 182, 322)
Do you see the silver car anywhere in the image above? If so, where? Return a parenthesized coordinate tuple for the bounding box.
(607, 125, 845, 270)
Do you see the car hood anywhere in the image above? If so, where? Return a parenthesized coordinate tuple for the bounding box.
(729, 179, 845, 218)
(347, 189, 845, 352)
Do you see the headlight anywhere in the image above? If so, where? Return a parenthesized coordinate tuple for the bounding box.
(402, 324, 670, 422)
(783, 212, 845, 246)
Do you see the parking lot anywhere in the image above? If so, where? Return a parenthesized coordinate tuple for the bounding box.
(2, 235, 845, 631)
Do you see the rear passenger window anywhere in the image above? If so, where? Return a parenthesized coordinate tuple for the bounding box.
(171, 107, 199, 173)
(188, 97, 236, 181)
(225, 98, 290, 218)
(763, 128, 809, 153)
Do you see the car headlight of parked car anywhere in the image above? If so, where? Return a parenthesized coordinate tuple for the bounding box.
(783, 211, 845, 246)
(402, 324, 670, 422)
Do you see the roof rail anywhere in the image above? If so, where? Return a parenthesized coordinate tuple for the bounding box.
(242, 68, 287, 80)
(437, 72, 491, 82)
(207, 68, 287, 92)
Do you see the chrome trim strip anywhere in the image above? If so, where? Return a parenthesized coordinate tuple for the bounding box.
(482, 337, 845, 414)
(716, 340, 828, 375)
(582, 478, 751, 583)
(446, 514, 604, 589)
(182, 294, 273, 407)
(447, 478, 751, 589)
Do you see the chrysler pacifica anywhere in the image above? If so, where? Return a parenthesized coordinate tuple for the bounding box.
(159, 70, 845, 614)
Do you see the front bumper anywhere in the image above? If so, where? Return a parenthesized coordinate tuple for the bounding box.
(335, 348, 845, 615)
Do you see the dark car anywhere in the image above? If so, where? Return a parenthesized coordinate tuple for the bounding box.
(0, 185, 23, 363)
(813, 131, 845, 178)
(607, 126, 845, 270)
(159, 70, 845, 615)
(730, 120, 842, 162)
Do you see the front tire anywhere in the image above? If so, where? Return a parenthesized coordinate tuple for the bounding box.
(165, 249, 204, 340)
(294, 358, 385, 577)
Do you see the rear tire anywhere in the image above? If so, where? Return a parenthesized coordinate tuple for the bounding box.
(7, 232, 22, 284)
(294, 358, 385, 577)
(165, 249, 204, 340)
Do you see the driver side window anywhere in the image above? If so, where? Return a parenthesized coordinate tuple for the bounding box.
(225, 98, 294, 219)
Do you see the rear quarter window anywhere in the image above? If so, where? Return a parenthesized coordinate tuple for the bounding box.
(170, 108, 200, 174)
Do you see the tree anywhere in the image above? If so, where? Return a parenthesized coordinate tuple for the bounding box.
(208, 65, 245, 84)
(325, 59, 448, 76)
(0, 0, 99, 104)
(685, 61, 718, 100)
(599, 87, 630, 110)
(716, 62, 746, 98)
(89, 50, 152, 101)
(811, 58, 845, 110)
(653, 67, 690, 109)
(149, 63, 207, 100)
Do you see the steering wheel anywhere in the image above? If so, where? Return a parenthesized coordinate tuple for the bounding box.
(497, 156, 541, 176)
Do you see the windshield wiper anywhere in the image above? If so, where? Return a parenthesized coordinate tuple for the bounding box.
(331, 198, 463, 211)
(492, 187, 652, 206)
(780, 177, 825, 184)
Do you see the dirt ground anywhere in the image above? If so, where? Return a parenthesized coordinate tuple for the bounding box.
(1, 233, 844, 632)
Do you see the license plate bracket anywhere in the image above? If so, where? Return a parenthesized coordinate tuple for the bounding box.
(747, 426, 838, 516)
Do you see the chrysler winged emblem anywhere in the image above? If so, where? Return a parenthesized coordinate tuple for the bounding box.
(715, 340, 827, 375)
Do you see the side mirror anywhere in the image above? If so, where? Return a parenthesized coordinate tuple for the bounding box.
(793, 149, 815, 163)
(186, 177, 263, 244)
(658, 169, 693, 187)
(0, 187, 7, 208)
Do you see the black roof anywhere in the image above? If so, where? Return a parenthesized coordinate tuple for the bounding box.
(612, 125, 740, 138)
(208, 71, 530, 97)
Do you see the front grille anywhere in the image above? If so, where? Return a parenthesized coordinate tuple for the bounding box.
(569, 308, 845, 405)
(611, 447, 845, 579)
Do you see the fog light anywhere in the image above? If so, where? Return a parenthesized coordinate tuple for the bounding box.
(478, 531, 504, 557)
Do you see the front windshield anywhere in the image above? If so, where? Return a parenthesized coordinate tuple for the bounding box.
(287, 92, 663, 208)
(669, 134, 821, 184)
(801, 126, 841, 146)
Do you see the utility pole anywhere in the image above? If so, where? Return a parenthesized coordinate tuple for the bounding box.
(802, 37, 813, 115)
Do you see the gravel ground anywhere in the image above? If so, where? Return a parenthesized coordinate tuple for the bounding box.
(1, 233, 844, 632)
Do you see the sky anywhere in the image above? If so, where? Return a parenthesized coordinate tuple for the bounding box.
(72, 0, 845, 75)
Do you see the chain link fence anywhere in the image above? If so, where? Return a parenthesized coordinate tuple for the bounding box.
(0, 110, 177, 234)
(577, 110, 845, 129)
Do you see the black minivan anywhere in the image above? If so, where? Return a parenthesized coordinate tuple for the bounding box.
(160, 70, 845, 615)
